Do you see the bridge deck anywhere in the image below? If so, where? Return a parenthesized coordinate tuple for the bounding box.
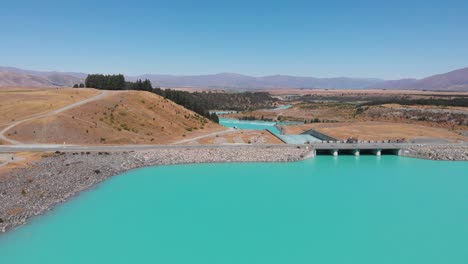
(310, 143, 407, 150)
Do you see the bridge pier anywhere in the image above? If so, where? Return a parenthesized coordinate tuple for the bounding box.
(312, 144, 404, 157)
(304, 147, 316, 158)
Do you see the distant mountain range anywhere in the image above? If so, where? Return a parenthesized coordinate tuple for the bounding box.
(127, 73, 384, 89)
(0, 66, 86, 87)
(1, 65, 468, 91)
(373, 67, 468, 91)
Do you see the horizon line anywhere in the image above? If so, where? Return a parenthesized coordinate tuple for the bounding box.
(2, 64, 468, 81)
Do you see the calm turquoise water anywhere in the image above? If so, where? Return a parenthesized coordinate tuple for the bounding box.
(272, 104, 292, 110)
(212, 110, 238, 115)
(1, 156, 468, 264)
(220, 118, 282, 134)
(219, 118, 319, 143)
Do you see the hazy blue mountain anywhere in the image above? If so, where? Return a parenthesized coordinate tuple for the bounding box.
(0, 66, 85, 87)
(130, 72, 385, 89)
(372, 67, 468, 91)
(2, 65, 468, 91)
(0, 71, 54, 87)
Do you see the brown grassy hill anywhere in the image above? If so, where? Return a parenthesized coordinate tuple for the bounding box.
(4, 90, 224, 144)
(0, 88, 100, 128)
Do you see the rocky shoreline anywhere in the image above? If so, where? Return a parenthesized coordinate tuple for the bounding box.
(0, 146, 311, 233)
(1, 144, 467, 233)
(402, 145, 468, 161)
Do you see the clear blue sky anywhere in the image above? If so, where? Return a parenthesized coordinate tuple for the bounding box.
(1, 0, 467, 79)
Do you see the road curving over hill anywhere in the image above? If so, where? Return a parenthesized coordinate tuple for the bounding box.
(0, 91, 110, 145)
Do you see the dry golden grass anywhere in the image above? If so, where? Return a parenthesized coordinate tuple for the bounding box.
(234, 89, 468, 142)
(354, 105, 468, 131)
(226, 102, 355, 122)
(281, 122, 468, 142)
(5, 90, 224, 144)
(0, 88, 100, 127)
(380, 103, 468, 111)
(193, 130, 284, 145)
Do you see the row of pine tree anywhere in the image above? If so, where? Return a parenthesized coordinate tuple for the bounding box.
(75, 74, 219, 123)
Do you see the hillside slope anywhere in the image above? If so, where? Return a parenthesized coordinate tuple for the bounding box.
(3, 90, 224, 144)
(0, 88, 100, 128)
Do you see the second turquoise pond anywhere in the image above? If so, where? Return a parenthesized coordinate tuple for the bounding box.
(219, 117, 320, 143)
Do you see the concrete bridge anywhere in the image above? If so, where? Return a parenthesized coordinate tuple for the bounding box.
(308, 142, 412, 156)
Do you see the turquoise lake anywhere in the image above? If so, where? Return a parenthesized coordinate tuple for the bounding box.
(220, 118, 282, 134)
(272, 104, 293, 110)
(219, 118, 320, 143)
(1, 156, 468, 263)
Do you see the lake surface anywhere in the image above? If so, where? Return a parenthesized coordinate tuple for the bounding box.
(272, 104, 292, 110)
(1, 156, 468, 264)
(220, 118, 282, 134)
(219, 118, 320, 143)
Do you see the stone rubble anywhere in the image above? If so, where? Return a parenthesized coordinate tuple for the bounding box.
(402, 145, 468, 161)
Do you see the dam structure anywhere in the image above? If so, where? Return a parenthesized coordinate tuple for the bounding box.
(301, 129, 338, 142)
(307, 142, 409, 157)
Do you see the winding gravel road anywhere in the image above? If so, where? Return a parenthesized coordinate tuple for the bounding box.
(0, 91, 109, 145)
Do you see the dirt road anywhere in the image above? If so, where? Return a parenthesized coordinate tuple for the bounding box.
(0, 91, 110, 145)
